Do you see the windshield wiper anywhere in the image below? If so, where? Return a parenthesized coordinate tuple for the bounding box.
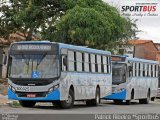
(21, 53, 30, 73)
(36, 53, 47, 70)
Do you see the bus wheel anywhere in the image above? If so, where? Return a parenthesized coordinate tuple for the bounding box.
(52, 100, 61, 106)
(126, 90, 134, 105)
(91, 87, 100, 106)
(139, 99, 144, 104)
(86, 100, 92, 106)
(126, 100, 131, 105)
(151, 97, 155, 101)
(19, 101, 36, 107)
(143, 90, 150, 104)
(60, 89, 74, 109)
(139, 90, 150, 104)
(113, 100, 123, 104)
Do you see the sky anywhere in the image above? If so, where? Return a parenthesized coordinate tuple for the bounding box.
(103, 0, 160, 43)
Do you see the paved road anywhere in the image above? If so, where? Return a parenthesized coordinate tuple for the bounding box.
(0, 99, 160, 114)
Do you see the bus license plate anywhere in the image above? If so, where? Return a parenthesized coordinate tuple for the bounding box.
(27, 93, 36, 98)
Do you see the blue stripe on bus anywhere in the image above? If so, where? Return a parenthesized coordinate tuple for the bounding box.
(8, 88, 60, 101)
(103, 90, 126, 100)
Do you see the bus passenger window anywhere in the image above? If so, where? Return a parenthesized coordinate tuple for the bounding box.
(142, 64, 145, 77)
(68, 51, 75, 71)
(61, 55, 67, 71)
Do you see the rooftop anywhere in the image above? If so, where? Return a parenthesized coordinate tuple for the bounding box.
(0, 32, 39, 45)
(128, 40, 152, 45)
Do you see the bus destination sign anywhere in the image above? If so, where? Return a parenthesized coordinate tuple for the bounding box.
(111, 56, 126, 62)
(12, 44, 52, 51)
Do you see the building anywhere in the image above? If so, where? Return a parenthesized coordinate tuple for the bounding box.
(0, 32, 39, 79)
(155, 43, 160, 50)
(123, 40, 158, 61)
(0, 40, 9, 79)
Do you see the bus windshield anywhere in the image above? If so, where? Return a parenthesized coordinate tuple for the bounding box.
(112, 63, 126, 85)
(8, 54, 59, 79)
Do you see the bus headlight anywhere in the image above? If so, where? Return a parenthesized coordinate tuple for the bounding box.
(117, 88, 125, 92)
(9, 85, 16, 93)
(12, 87, 16, 93)
(48, 84, 59, 93)
(8, 85, 12, 89)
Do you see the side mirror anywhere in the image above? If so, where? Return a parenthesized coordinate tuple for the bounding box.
(128, 66, 133, 72)
(3, 55, 7, 65)
(63, 56, 67, 66)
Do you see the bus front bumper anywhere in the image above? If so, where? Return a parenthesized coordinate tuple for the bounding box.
(8, 88, 60, 101)
(103, 90, 126, 100)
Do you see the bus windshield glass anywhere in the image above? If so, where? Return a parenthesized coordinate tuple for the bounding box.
(112, 63, 126, 85)
(9, 54, 59, 79)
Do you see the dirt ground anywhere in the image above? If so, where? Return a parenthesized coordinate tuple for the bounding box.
(0, 85, 8, 95)
(0, 82, 8, 106)
(0, 95, 8, 106)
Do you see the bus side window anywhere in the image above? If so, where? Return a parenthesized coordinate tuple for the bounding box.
(123, 73, 126, 82)
(143, 64, 145, 77)
(128, 63, 133, 77)
(68, 50, 75, 71)
(61, 55, 68, 71)
(61, 49, 68, 71)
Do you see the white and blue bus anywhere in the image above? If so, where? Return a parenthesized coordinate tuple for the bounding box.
(104, 55, 159, 104)
(7, 41, 112, 108)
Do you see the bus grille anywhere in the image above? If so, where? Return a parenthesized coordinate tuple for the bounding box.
(16, 92, 47, 98)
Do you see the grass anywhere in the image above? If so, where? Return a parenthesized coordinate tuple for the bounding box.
(9, 101, 21, 108)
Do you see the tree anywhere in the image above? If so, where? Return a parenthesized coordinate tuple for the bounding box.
(0, 0, 65, 40)
(54, 0, 137, 51)
(0, 0, 137, 52)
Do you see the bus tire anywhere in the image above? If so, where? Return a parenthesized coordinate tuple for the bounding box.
(139, 90, 150, 104)
(113, 100, 123, 104)
(151, 97, 155, 101)
(19, 101, 36, 107)
(143, 90, 150, 104)
(90, 87, 100, 106)
(86, 100, 92, 106)
(52, 100, 61, 106)
(60, 89, 74, 109)
(126, 100, 131, 105)
(139, 99, 144, 104)
(126, 90, 134, 105)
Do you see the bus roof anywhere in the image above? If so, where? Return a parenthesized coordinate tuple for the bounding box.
(112, 55, 159, 64)
(58, 43, 111, 55)
(13, 41, 51, 44)
(11, 41, 111, 55)
(127, 57, 159, 64)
